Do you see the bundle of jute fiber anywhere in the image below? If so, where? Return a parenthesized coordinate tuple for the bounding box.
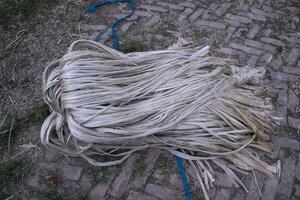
(41, 39, 280, 199)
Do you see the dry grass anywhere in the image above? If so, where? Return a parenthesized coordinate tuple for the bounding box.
(0, 0, 59, 29)
(0, 104, 49, 199)
(0, 160, 26, 199)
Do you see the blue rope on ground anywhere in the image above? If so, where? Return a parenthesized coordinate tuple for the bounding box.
(85, 0, 136, 50)
(176, 156, 192, 200)
(86, 1, 192, 199)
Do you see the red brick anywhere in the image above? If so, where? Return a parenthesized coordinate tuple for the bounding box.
(216, 3, 232, 17)
(189, 8, 203, 22)
(226, 14, 252, 24)
(277, 155, 296, 198)
(135, 10, 152, 17)
(229, 43, 262, 55)
(110, 154, 139, 198)
(139, 5, 168, 12)
(261, 37, 285, 47)
(160, 2, 184, 10)
(217, 47, 241, 56)
(145, 184, 178, 200)
(197, 20, 226, 30)
(276, 137, 299, 150)
(262, 176, 279, 200)
(179, 2, 195, 9)
(246, 13, 266, 22)
(286, 48, 300, 66)
(247, 25, 260, 39)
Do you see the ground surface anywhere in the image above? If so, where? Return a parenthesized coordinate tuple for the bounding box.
(0, 0, 300, 199)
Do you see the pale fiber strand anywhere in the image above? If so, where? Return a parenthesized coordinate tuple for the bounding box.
(41, 40, 279, 200)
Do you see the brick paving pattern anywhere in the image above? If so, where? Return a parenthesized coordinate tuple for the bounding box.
(20, 0, 300, 199)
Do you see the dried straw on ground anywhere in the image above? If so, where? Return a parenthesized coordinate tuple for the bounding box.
(41, 39, 280, 199)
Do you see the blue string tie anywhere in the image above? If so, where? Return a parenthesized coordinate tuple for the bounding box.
(176, 156, 191, 200)
(85, 0, 136, 50)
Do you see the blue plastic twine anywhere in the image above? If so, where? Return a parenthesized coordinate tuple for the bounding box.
(176, 156, 191, 200)
(85, 0, 136, 50)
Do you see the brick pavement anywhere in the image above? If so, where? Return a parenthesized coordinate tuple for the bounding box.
(22, 0, 300, 199)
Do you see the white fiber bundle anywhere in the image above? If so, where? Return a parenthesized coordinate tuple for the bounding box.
(41, 40, 279, 199)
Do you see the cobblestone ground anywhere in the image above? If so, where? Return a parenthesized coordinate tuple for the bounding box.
(1, 0, 299, 199)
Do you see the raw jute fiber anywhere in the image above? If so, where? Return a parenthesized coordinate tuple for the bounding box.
(41, 40, 280, 199)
